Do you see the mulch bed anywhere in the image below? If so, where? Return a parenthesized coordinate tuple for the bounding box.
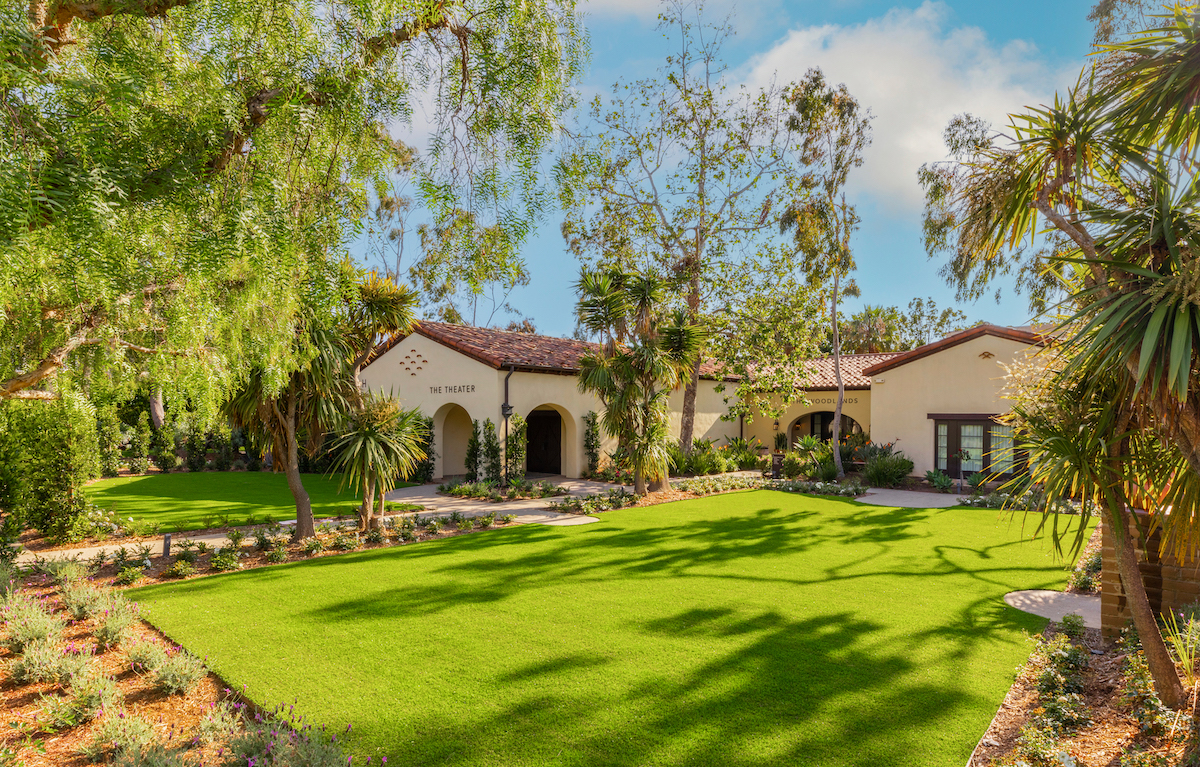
(0, 576, 238, 766)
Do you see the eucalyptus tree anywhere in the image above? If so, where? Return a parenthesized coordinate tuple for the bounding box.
(559, 0, 816, 455)
(576, 268, 704, 495)
(917, 7, 1200, 707)
(781, 68, 873, 477)
(1, 0, 585, 413)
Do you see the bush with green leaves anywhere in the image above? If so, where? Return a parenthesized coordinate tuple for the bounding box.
(62, 582, 106, 620)
(80, 710, 157, 763)
(1007, 724, 1069, 767)
(302, 538, 325, 556)
(185, 421, 208, 472)
(209, 550, 241, 572)
(219, 711, 346, 767)
(583, 411, 601, 475)
(862, 452, 914, 488)
(128, 412, 152, 475)
(1122, 650, 1174, 736)
(332, 533, 359, 551)
(194, 700, 242, 745)
(1059, 613, 1086, 640)
(1037, 692, 1090, 735)
(505, 412, 528, 481)
(154, 649, 206, 695)
(8, 640, 70, 684)
(425, 518, 443, 534)
(113, 566, 143, 587)
(40, 671, 122, 730)
(97, 408, 123, 479)
(475, 512, 496, 529)
(2, 593, 65, 653)
(0, 394, 100, 541)
(815, 460, 839, 482)
(163, 560, 196, 579)
(126, 639, 167, 673)
(149, 419, 178, 472)
(96, 597, 138, 650)
(925, 469, 954, 492)
(457, 518, 474, 532)
(365, 528, 385, 544)
(1068, 550, 1102, 593)
(967, 471, 988, 494)
(266, 545, 289, 564)
(211, 424, 234, 471)
(464, 419, 482, 482)
(500, 514, 517, 524)
(482, 418, 502, 484)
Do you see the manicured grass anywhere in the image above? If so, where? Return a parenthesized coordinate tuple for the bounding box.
(84, 472, 408, 532)
(133, 492, 1087, 766)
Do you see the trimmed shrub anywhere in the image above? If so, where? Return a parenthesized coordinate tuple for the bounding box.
(184, 421, 207, 472)
(583, 411, 601, 475)
(482, 418, 502, 484)
(154, 650, 206, 695)
(411, 415, 436, 484)
(862, 453, 914, 488)
(81, 710, 157, 763)
(97, 408, 123, 478)
(2, 593, 65, 653)
(95, 596, 138, 650)
(465, 419, 481, 482)
(128, 412, 152, 475)
(0, 394, 100, 540)
(126, 639, 167, 673)
(505, 412, 527, 481)
(781, 454, 803, 479)
(211, 424, 234, 471)
(149, 419, 177, 472)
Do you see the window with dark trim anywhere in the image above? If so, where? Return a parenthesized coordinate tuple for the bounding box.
(931, 416, 1021, 477)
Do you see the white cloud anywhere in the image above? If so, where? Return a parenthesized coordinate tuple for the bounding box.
(741, 1, 1075, 213)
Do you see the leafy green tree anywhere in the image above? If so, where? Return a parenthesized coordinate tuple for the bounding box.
(482, 419, 501, 485)
(837, 298, 971, 353)
(917, 7, 1200, 707)
(899, 297, 972, 348)
(1, 0, 584, 411)
(559, 1, 817, 455)
(781, 68, 873, 478)
(576, 268, 704, 495)
(329, 394, 426, 530)
(465, 420, 482, 482)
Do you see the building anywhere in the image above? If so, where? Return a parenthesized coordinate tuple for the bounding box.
(360, 322, 739, 479)
(359, 321, 1046, 481)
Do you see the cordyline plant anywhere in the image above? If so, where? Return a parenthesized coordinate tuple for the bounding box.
(576, 268, 705, 495)
(920, 4, 1200, 708)
(329, 394, 426, 532)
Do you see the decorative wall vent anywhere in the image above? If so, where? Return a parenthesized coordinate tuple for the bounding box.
(978, 351, 995, 360)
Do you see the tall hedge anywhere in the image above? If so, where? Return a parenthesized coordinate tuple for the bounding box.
(0, 394, 99, 539)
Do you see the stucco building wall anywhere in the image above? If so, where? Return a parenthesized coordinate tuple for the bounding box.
(742, 391, 873, 452)
(867, 335, 1038, 475)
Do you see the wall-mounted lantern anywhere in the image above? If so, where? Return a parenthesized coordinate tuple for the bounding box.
(773, 419, 780, 431)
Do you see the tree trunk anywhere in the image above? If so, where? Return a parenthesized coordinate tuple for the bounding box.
(360, 474, 375, 531)
(649, 475, 667, 492)
(830, 274, 845, 478)
(281, 391, 315, 541)
(150, 388, 165, 429)
(1111, 505, 1186, 708)
(678, 273, 702, 456)
(634, 465, 646, 496)
(375, 479, 387, 529)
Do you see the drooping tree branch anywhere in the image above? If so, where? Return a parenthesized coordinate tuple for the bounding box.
(29, 0, 192, 51)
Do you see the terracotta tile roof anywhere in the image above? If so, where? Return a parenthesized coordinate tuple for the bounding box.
(861, 324, 1047, 376)
(368, 321, 736, 380)
(799, 353, 905, 391)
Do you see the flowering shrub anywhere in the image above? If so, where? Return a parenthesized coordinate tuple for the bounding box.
(2, 592, 66, 652)
(668, 476, 867, 499)
(154, 649, 206, 695)
(126, 639, 167, 673)
(96, 596, 138, 649)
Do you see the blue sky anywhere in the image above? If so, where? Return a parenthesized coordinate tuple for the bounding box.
(370, 0, 1100, 336)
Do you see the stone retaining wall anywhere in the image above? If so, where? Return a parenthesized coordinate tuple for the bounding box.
(1101, 511, 1200, 637)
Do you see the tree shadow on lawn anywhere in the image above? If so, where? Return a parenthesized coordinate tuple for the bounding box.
(346, 607, 1000, 767)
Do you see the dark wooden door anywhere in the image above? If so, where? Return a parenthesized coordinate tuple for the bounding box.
(525, 411, 561, 474)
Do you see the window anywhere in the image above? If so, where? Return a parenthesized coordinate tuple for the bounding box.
(932, 418, 1021, 477)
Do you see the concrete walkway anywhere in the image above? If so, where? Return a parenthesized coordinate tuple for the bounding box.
(1004, 589, 1101, 629)
(856, 488, 967, 508)
(17, 478, 617, 565)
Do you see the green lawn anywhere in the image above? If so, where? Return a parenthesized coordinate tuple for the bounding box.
(132, 491, 1086, 766)
(84, 472, 388, 532)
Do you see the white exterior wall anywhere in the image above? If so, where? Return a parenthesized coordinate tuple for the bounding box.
(868, 335, 1040, 476)
(361, 333, 737, 479)
(743, 390, 873, 452)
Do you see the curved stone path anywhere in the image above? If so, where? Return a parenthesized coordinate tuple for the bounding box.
(1004, 589, 1101, 629)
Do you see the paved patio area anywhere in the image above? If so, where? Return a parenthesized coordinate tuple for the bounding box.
(856, 488, 967, 508)
(1004, 589, 1101, 629)
(17, 477, 619, 565)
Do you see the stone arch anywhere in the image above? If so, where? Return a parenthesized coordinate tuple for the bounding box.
(521, 404, 579, 478)
(432, 402, 473, 480)
(789, 410, 863, 445)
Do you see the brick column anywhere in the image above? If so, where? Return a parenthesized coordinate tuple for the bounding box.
(1101, 511, 1200, 637)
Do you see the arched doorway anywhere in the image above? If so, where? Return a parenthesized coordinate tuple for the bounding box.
(790, 411, 863, 445)
(433, 403, 472, 479)
(521, 405, 578, 477)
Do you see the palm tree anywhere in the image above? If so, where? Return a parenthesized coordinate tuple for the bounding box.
(576, 268, 704, 495)
(918, 9, 1200, 708)
(329, 394, 427, 530)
